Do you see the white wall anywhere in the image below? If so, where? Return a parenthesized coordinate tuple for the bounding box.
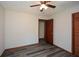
(0, 5, 5, 55)
(5, 9, 38, 49)
(52, 5, 79, 52)
(39, 21, 45, 38)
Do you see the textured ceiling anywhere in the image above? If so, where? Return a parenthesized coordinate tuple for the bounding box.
(0, 1, 79, 17)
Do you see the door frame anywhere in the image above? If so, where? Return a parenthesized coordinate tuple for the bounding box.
(72, 12, 79, 55)
(38, 19, 53, 44)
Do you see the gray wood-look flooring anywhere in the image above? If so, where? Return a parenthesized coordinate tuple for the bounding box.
(1, 39, 75, 57)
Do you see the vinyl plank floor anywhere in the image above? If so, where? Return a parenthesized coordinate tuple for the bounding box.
(1, 39, 75, 57)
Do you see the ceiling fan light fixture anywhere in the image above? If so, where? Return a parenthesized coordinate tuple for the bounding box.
(40, 6, 43, 10)
(40, 4, 48, 10)
(44, 6, 48, 10)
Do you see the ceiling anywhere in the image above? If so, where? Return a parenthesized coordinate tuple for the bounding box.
(0, 1, 79, 17)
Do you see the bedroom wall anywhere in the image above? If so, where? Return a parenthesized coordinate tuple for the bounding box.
(0, 5, 5, 55)
(5, 9, 38, 49)
(52, 5, 79, 52)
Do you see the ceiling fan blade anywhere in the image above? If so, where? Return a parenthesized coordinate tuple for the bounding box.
(46, 4, 56, 8)
(30, 4, 40, 7)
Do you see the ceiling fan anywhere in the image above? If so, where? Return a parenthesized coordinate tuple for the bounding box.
(30, 1, 56, 12)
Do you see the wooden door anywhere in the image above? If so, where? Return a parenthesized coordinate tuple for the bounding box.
(72, 12, 79, 56)
(45, 20, 53, 45)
